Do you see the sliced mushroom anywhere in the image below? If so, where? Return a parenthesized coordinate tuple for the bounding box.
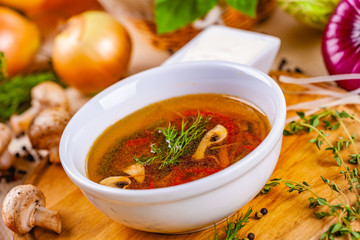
(10, 81, 68, 134)
(1, 184, 61, 235)
(100, 176, 131, 189)
(192, 124, 228, 160)
(28, 107, 71, 163)
(123, 163, 145, 183)
(0, 123, 15, 170)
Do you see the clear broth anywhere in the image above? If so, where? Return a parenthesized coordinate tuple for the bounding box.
(86, 93, 270, 189)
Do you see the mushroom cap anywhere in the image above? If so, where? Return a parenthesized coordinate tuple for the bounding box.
(1, 185, 45, 234)
(31, 81, 68, 110)
(28, 107, 71, 149)
(0, 123, 12, 153)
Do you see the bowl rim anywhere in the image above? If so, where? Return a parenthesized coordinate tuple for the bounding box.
(60, 61, 286, 203)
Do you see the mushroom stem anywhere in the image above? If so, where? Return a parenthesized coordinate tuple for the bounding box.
(33, 206, 61, 234)
(49, 145, 60, 163)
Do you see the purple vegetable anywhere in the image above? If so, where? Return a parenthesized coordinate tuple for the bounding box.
(322, 0, 360, 90)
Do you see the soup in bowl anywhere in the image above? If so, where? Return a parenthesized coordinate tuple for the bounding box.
(60, 61, 286, 233)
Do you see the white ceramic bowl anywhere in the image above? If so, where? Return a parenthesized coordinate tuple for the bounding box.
(60, 61, 286, 234)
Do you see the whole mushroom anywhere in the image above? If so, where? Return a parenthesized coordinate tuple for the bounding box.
(1, 184, 61, 235)
(28, 107, 71, 163)
(10, 81, 68, 134)
(0, 122, 14, 170)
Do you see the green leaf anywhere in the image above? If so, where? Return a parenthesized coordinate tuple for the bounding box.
(154, 0, 218, 34)
(314, 211, 331, 219)
(225, 0, 258, 17)
(321, 176, 330, 184)
(296, 111, 306, 120)
(317, 198, 328, 206)
(316, 139, 323, 149)
(311, 117, 320, 127)
(338, 110, 350, 118)
(283, 130, 292, 136)
(320, 232, 328, 240)
(351, 231, 360, 239)
(330, 223, 342, 234)
(331, 123, 339, 131)
(335, 156, 341, 167)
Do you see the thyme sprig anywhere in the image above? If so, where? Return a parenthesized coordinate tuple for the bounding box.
(135, 114, 209, 168)
(212, 207, 253, 240)
(262, 108, 360, 239)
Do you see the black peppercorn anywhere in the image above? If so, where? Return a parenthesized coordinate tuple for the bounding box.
(248, 232, 255, 240)
(260, 208, 268, 215)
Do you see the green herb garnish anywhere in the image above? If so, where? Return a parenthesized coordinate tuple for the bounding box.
(0, 52, 64, 122)
(135, 114, 209, 168)
(154, 0, 258, 34)
(261, 109, 360, 239)
(212, 206, 253, 240)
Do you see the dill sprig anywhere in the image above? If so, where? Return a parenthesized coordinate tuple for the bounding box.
(135, 114, 209, 168)
(212, 207, 253, 240)
(0, 72, 61, 122)
(261, 108, 360, 239)
(0, 53, 64, 122)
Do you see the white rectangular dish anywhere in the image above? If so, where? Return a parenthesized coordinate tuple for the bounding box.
(162, 25, 281, 73)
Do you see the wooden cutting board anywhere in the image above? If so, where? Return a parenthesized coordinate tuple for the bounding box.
(25, 72, 360, 240)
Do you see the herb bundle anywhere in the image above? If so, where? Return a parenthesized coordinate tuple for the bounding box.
(135, 114, 209, 168)
(261, 109, 360, 240)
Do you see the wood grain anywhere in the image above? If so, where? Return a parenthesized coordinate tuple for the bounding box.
(27, 72, 360, 239)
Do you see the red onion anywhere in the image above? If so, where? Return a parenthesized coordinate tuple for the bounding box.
(322, 0, 360, 90)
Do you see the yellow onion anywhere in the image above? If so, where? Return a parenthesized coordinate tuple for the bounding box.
(0, 7, 41, 76)
(52, 11, 132, 94)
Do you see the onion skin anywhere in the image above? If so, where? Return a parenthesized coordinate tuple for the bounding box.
(52, 11, 132, 94)
(322, 0, 360, 90)
(0, 7, 41, 76)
